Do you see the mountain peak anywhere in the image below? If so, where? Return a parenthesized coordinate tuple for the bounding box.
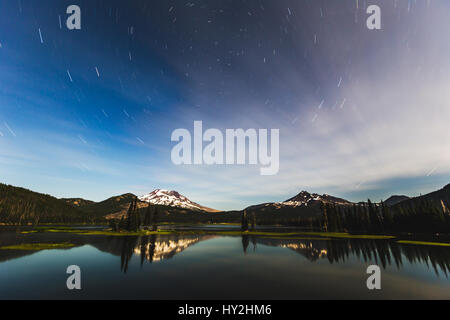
(152, 189, 181, 197)
(384, 195, 409, 206)
(138, 189, 219, 212)
(284, 190, 321, 202)
(283, 190, 351, 207)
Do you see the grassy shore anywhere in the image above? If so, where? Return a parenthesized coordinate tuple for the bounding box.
(396, 240, 450, 247)
(22, 227, 173, 236)
(11, 226, 450, 247)
(21, 226, 397, 240)
(0, 243, 75, 251)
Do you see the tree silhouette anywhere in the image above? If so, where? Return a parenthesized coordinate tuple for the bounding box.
(241, 210, 249, 232)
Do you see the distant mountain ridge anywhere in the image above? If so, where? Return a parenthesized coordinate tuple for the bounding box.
(73, 193, 146, 218)
(283, 191, 353, 207)
(1, 182, 449, 225)
(392, 184, 450, 210)
(384, 195, 410, 206)
(245, 190, 355, 220)
(243, 186, 450, 223)
(61, 198, 95, 207)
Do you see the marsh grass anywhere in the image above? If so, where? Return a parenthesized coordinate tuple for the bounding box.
(259, 236, 334, 241)
(397, 240, 450, 247)
(22, 227, 173, 236)
(23, 227, 396, 240)
(0, 243, 75, 251)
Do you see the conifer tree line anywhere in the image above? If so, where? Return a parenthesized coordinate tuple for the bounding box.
(0, 183, 106, 225)
(319, 199, 450, 234)
(109, 199, 159, 232)
(2, 181, 450, 234)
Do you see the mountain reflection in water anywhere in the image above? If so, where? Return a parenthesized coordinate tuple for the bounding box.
(108, 235, 216, 272)
(106, 234, 450, 277)
(249, 236, 450, 277)
(1, 230, 450, 278)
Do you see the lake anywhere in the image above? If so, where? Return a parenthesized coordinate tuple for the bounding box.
(0, 227, 449, 299)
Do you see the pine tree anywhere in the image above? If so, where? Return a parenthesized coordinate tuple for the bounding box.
(441, 200, 449, 215)
(131, 199, 140, 231)
(118, 216, 125, 230)
(241, 210, 249, 232)
(152, 206, 159, 231)
(251, 212, 256, 230)
(143, 205, 153, 228)
(322, 204, 329, 232)
(125, 201, 133, 231)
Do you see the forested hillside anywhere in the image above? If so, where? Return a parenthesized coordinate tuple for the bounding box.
(0, 183, 104, 224)
(70, 193, 141, 218)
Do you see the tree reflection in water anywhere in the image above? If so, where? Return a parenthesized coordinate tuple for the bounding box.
(255, 237, 450, 277)
(118, 234, 214, 273)
(114, 234, 450, 277)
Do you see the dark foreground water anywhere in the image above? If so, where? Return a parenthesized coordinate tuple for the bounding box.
(0, 228, 449, 299)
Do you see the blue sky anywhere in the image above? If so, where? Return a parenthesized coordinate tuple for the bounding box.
(0, 0, 449, 210)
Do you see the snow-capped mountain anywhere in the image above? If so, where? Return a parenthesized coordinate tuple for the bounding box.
(138, 189, 219, 212)
(245, 190, 353, 216)
(282, 191, 352, 207)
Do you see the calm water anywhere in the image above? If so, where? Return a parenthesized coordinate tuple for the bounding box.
(0, 228, 450, 299)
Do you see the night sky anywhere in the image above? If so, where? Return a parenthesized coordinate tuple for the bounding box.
(0, 0, 449, 210)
